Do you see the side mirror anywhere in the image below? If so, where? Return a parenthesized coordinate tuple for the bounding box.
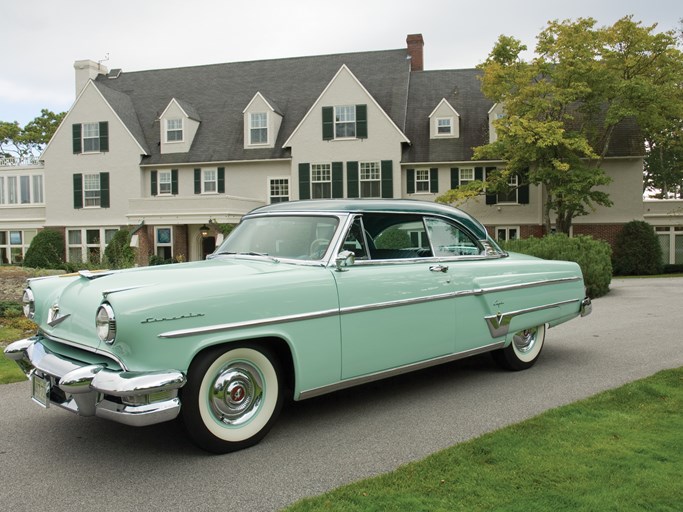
(335, 250, 355, 271)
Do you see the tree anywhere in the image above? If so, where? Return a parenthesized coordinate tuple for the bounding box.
(104, 229, 136, 269)
(0, 109, 65, 163)
(441, 16, 683, 233)
(23, 230, 65, 269)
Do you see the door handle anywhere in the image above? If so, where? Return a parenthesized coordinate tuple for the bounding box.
(429, 264, 449, 273)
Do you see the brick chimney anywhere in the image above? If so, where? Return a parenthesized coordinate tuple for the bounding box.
(74, 59, 108, 97)
(406, 34, 424, 71)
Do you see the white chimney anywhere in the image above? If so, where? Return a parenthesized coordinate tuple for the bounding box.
(74, 59, 108, 97)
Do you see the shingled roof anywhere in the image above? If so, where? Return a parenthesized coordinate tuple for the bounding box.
(93, 49, 412, 165)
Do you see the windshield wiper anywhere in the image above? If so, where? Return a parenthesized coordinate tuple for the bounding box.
(210, 251, 278, 262)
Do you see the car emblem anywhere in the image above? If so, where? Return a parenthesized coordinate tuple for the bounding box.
(47, 303, 70, 327)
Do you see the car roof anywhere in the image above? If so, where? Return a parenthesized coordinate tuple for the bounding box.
(249, 199, 489, 240)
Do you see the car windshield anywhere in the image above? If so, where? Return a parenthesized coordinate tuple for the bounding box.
(214, 215, 340, 261)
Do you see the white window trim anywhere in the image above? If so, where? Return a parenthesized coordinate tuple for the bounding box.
(495, 226, 520, 242)
(202, 169, 218, 194)
(66, 227, 117, 263)
(249, 112, 269, 146)
(415, 169, 431, 194)
(458, 168, 475, 187)
(155, 226, 173, 259)
(359, 161, 381, 198)
(0, 173, 44, 206)
(268, 176, 290, 204)
(497, 174, 519, 205)
(82, 122, 101, 153)
(334, 105, 357, 140)
(157, 170, 173, 196)
(165, 118, 184, 143)
(82, 173, 102, 208)
(435, 117, 453, 136)
(311, 163, 332, 199)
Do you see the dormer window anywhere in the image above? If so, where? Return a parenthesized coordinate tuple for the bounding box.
(250, 112, 268, 144)
(166, 119, 183, 142)
(436, 118, 453, 135)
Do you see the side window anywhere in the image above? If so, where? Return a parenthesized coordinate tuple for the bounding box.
(362, 213, 432, 260)
(425, 218, 480, 256)
(341, 217, 370, 260)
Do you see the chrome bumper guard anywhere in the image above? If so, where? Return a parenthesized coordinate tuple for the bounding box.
(4, 337, 186, 427)
(580, 297, 592, 317)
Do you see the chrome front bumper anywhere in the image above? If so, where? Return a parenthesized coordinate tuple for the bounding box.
(580, 296, 592, 317)
(4, 337, 186, 427)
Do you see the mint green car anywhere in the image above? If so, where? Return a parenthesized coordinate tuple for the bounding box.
(5, 200, 591, 453)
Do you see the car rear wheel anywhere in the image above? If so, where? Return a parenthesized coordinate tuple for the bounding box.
(492, 324, 546, 371)
(182, 344, 283, 453)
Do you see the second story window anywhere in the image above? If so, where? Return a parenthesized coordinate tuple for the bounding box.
(158, 171, 172, 195)
(83, 173, 101, 207)
(360, 162, 381, 198)
(311, 164, 331, 199)
(203, 169, 217, 193)
(166, 119, 183, 142)
(73, 122, 108, 154)
(73, 172, 109, 209)
(0, 175, 45, 205)
(250, 113, 268, 144)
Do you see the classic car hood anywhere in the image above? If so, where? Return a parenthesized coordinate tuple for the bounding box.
(30, 257, 316, 352)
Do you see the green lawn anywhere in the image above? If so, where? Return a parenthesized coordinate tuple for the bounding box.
(285, 367, 682, 512)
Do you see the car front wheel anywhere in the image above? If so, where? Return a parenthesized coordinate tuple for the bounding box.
(492, 324, 546, 371)
(182, 344, 283, 453)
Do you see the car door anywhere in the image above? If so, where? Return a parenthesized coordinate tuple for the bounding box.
(333, 214, 457, 379)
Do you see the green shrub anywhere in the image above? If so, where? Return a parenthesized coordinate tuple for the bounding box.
(612, 221, 663, 276)
(104, 229, 136, 269)
(663, 263, 683, 274)
(501, 234, 612, 298)
(375, 228, 412, 249)
(0, 300, 22, 318)
(22, 230, 65, 269)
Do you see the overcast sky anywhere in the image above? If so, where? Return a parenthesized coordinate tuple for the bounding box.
(1, 0, 680, 126)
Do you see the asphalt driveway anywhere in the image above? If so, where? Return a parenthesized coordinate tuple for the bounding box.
(1, 277, 681, 511)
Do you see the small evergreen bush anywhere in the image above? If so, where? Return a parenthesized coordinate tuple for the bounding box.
(612, 221, 663, 276)
(104, 229, 136, 269)
(22, 230, 65, 269)
(501, 234, 612, 298)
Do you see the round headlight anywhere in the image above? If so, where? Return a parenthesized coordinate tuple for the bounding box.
(22, 289, 35, 319)
(96, 303, 117, 344)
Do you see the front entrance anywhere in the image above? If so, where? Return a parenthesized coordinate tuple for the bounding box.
(202, 236, 216, 260)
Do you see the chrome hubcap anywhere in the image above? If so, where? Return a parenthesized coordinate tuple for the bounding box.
(512, 327, 537, 354)
(209, 362, 263, 426)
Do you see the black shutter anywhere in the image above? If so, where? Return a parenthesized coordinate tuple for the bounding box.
(332, 162, 343, 198)
(322, 107, 334, 140)
(429, 168, 439, 193)
(171, 169, 178, 195)
(99, 122, 109, 152)
(518, 168, 530, 204)
(381, 160, 393, 198)
(151, 170, 158, 196)
(450, 168, 459, 189)
(194, 168, 201, 194)
(407, 169, 415, 194)
(347, 161, 359, 198)
(356, 104, 367, 138)
(73, 173, 83, 209)
(218, 167, 225, 194)
(299, 163, 311, 200)
(100, 172, 110, 208)
(72, 124, 82, 154)
(483, 167, 497, 205)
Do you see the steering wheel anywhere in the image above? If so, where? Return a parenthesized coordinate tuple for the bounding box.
(309, 239, 330, 258)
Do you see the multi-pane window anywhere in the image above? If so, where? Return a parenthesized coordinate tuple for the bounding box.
(415, 169, 430, 192)
(0, 174, 45, 205)
(166, 119, 183, 142)
(360, 162, 381, 198)
(82, 122, 101, 152)
(203, 169, 217, 193)
(496, 227, 519, 242)
(66, 228, 117, 263)
(155, 227, 173, 260)
(436, 118, 452, 135)
(0, 229, 35, 264)
(497, 174, 519, 204)
(0, 177, 3, 204)
(83, 173, 101, 207)
(656, 226, 683, 264)
(335, 106, 356, 138)
(269, 178, 289, 203)
(7, 176, 17, 204)
(250, 113, 268, 144)
(311, 164, 331, 199)
(459, 168, 474, 186)
(32, 175, 43, 203)
(158, 170, 172, 195)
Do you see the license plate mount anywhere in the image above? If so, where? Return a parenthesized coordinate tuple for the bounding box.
(31, 372, 50, 408)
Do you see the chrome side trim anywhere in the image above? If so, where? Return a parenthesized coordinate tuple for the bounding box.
(159, 276, 582, 339)
(298, 341, 506, 400)
(484, 299, 580, 337)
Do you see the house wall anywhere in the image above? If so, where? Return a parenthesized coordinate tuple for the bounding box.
(42, 82, 144, 228)
(288, 67, 406, 199)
